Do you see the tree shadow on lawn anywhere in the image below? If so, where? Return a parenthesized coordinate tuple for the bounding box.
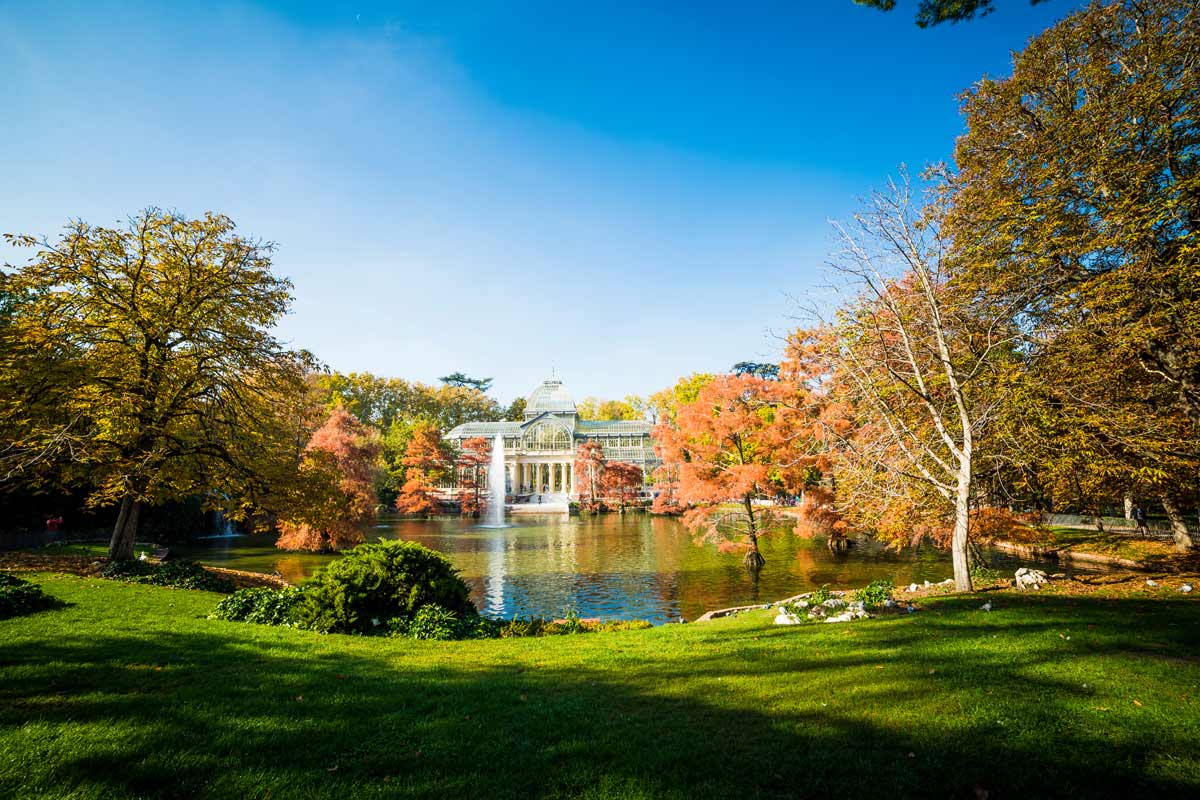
(2, 594, 1199, 800)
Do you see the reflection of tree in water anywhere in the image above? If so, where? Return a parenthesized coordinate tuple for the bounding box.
(273, 557, 311, 585)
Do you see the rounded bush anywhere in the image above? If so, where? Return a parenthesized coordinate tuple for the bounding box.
(294, 540, 475, 635)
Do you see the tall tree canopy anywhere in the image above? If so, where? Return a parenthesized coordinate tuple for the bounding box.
(1, 210, 313, 560)
(822, 176, 1021, 590)
(854, 0, 1052, 27)
(946, 0, 1200, 548)
(439, 372, 493, 392)
(949, 0, 1200, 421)
(731, 362, 780, 380)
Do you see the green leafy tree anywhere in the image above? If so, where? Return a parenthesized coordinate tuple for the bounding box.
(731, 362, 780, 380)
(1, 210, 313, 560)
(853, 0, 1051, 27)
(439, 372, 493, 392)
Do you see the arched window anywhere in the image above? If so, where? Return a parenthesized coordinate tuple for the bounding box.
(522, 422, 570, 451)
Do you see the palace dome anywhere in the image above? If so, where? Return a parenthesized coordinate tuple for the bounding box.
(525, 378, 576, 416)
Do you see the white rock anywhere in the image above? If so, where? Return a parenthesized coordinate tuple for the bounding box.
(1179, 583, 1193, 593)
(923, 580, 931, 588)
(1015, 568, 1049, 591)
(979, 601, 993, 612)
(907, 583, 919, 593)
(1146, 579, 1159, 587)
(822, 598, 847, 609)
(883, 598, 897, 608)
(774, 610, 801, 625)
(940, 578, 954, 585)
(824, 612, 855, 623)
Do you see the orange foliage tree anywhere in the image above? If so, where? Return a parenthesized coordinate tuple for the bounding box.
(601, 461, 643, 511)
(573, 440, 606, 511)
(277, 408, 381, 552)
(655, 374, 788, 571)
(456, 436, 492, 516)
(394, 423, 449, 516)
(649, 463, 685, 515)
(776, 328, 852, 549)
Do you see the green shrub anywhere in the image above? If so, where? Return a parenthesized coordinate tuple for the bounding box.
(210, 587, 302, 626)
(499, 617, 547, 638)
(545, 608, 589, 635)
(854, 579, 894, 608)
(100, 559, 154, 580)
(101, 559, 233, 592)
(406, 604, 461, 640)
(294, 540, 475, 635)
(146, 560, 234, 592)
(457, 614, 503, 640)
(809, 584, 834, 605)
(0, 573, 65, 619)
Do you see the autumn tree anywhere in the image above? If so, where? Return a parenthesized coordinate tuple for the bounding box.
(0, 211, 313, 560)
(821, 176, 1021, 590)
(394, 423, 449, 516)
(456, 436, 492, 517)
(276, 408, 381, 552)
(655, 374, 788, 571)
(573, 440, 607, 510)
(504, 397, 527, 420)
(946, 0, 1200, 549)
(650, 463, 685, 515)
(648, 373, 716, 427)
(576, 397, 643, 421)
(775, 328, 852, 549)
(602, 461, 644, 511)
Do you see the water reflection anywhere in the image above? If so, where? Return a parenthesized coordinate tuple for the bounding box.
(176, 514, 1077, 624)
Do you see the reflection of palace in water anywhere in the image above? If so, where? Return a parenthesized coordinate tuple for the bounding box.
(443, 377, 658, 505)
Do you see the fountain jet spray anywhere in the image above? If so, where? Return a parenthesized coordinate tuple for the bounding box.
(486, 431, 507, 527)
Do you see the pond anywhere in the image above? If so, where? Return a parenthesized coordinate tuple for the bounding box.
(176, 513, 1075, 623)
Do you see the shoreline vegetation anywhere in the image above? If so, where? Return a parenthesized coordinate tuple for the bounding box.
(4, 527, 1198, 625)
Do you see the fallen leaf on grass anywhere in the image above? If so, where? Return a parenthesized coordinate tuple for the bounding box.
(1133, 699, 1143, 707)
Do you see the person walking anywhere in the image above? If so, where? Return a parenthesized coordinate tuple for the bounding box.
(1132, 505, 1149, 537)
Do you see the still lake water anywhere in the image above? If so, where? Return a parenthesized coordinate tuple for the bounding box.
(178, 513, 1068, 623)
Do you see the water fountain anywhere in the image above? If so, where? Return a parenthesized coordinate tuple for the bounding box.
(484, 431, 508, 528)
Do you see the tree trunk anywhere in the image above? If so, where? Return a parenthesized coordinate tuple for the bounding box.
(1124, 495, 1134, 520)
(108, 495, 141, 561)
(743, 496, 766, 572)
(951, 467, 973, 592)
(1159, 495, 1194, 552)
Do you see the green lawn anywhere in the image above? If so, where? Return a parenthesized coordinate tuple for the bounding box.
(3, 576, 1199, 799)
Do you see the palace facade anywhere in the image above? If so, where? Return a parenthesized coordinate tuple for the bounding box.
(444, 377, 657, 501)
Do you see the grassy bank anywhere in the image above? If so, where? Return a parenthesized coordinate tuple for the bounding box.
(3, 575, 1199, 799)
(1002, 525, 1183, 564)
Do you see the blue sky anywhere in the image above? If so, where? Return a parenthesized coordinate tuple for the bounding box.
(0, 0, 1081, 405)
